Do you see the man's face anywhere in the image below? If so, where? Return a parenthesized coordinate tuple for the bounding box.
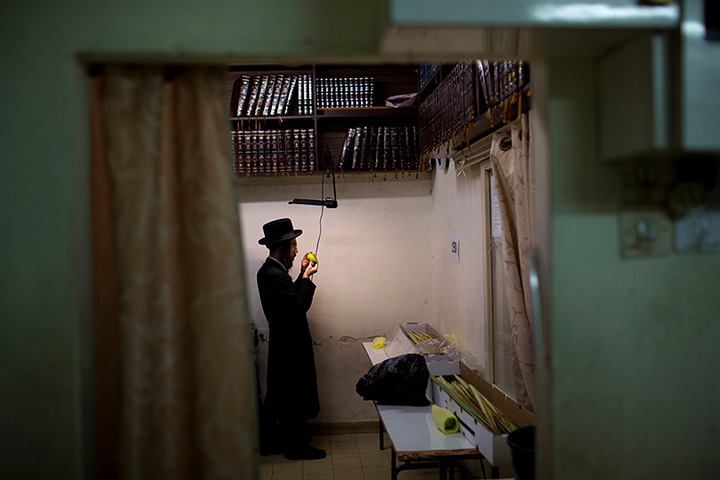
(280, 238, 298, 270)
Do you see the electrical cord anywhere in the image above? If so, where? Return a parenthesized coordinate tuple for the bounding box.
(315, 171, 326, 256)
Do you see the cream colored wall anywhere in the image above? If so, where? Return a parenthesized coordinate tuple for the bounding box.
(235, 176, 434, 422)
(542, 58, 720, 479)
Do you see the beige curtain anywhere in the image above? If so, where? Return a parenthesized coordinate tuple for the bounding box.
(90, 66, 257, 480)
(490, 114, 535, 411)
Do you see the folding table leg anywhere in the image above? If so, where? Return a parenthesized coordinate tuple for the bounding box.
(391, 448, 398, 480)
(379, 420, 384, 450)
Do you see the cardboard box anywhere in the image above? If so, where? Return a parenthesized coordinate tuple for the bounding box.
(429, 362, 535, 466)
(400, 322, 461, 375)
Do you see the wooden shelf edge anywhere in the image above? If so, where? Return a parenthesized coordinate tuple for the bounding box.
(229, 115, 313, 122)
(317, 107, 417, 118)
(233, 170, 432, 187)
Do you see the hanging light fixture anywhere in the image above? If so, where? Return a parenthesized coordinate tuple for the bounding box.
(289, 146, 338, 208)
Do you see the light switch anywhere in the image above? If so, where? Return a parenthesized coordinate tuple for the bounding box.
(619, 209, 672, 258)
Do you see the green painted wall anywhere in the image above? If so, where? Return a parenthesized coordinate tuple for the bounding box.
(546, 59, 720, 478)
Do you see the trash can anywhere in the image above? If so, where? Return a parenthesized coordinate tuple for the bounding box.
(507, 426, 535, 480)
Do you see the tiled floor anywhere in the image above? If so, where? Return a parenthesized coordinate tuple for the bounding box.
(259, 432, 461, 480)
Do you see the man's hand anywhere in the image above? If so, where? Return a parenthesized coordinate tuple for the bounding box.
(303, 260, 319, 278)
(301, 253, 310, 271)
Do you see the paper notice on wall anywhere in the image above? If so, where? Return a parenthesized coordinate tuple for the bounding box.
(450, 233, 460, 264)
(490, 175, 502, 238)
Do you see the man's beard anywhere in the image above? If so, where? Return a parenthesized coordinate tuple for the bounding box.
(280, 250, 294, 271)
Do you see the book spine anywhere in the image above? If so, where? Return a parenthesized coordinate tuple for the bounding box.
(292, 129, 301, 172)
(338, 127, 354, 169)
(282, 129, 291, 173)
(368, 126, 377, 170)
(235, 75, 251, 116)
(368, 77, 375, 107)
(341, 78, 348, 108)
(245, 76, 260, 116)
(358, 126, 369, 170)
(269, 130, 278, 173)
(231, 130, 238, 175)
(382, 126, 389, 170)
(391, 127, 399, 171)
(271, 74, 284, 116)
(258, 130, 267, 174)
(261, 75, 274, 117)
(254, 75, 269, 116)
(305, 74, 312, 115)
(403, 127, 411, 170)
(297, 76, 305, 115)
(261, 75, 276, 116)
(308, 129, 316, 171)
(249, 131, 258, 174)
(306, 75, 315, 115)
(351, 125, 361, 170)
(358, 77, 364, 108)
(397, 126, 406, 171)
(277, 75, 293, 116)
(374, 126, 382, 170)
(302, 75, 310, 115)
(410, 125, 420, 169)
(234, 130, 242, 175)
(316, 78, 323, 109)
(299, 129, 308, 171)
(241, 131, 249, 174)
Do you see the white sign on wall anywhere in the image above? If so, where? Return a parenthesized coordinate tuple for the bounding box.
(450, 233, 460, 264)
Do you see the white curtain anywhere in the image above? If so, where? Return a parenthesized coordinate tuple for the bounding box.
(91, 66, 257, 479)
(490, 114, 535, 411)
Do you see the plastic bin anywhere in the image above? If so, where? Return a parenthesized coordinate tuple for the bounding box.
(507, 426, 535, 480)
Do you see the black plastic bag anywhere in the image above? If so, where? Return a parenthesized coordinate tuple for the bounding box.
(355, 353, 430, 406)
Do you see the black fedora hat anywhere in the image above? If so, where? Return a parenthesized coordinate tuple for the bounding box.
(258, 218, 303, 245)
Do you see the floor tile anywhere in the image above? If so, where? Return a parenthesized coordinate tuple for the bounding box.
(361, 464, 391, 477)
(273, 462, 303, 473)
(330, 466, 365, 479)
(270, 468, 303, 480)
(302, 468, 334, 479)
(303, 457, 332, 470)
(331, 456, 362, 469)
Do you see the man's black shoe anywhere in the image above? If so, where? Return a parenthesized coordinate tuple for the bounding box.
(284, 446, 327, 461)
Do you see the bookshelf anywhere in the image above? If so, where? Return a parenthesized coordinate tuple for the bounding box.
(225, 61, 531, 178)
(416, 60, 531, 156)
(226, 63, 420, 177)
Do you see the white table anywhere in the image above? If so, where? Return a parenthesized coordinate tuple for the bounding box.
(362, 342, 483, 479)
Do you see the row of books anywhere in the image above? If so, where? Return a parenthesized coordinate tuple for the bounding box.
(231, 128, 315, 175)
(315, 77, 375, 109)
(338, 125, 419, 171)
(418, 62, 475, 155)
(234, 74, 314, 118)
(476, 60, 530, 109)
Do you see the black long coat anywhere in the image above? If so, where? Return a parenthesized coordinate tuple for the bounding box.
(257, 258, 319, 420)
